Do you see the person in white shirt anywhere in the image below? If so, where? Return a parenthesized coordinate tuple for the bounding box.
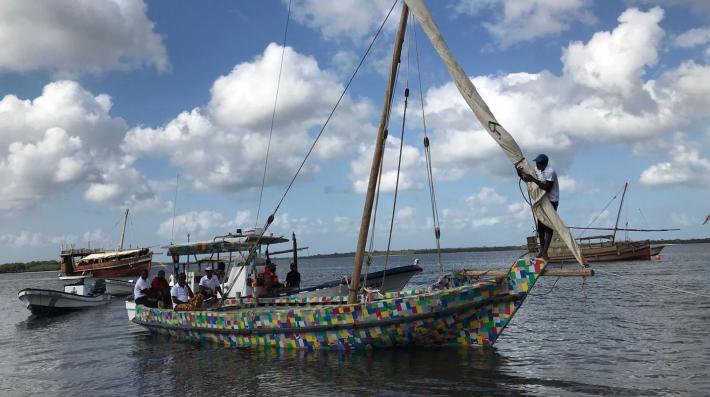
(199, 268, 222, 297)
(170, 272, 193, 307)
(133, 269, 151, 306)
(518, 153, 559, 261)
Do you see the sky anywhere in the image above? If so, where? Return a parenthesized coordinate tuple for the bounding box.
(0, 0, 709, 262)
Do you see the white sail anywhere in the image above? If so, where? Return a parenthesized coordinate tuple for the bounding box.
(404, 0, 585, 266)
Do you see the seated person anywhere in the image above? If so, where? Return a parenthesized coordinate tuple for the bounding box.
(133, 269, 151, 306)
(150, 270, 172, 308)
(170, 272, 194, 309)
(199, 268, 222, 297)
(262, 261, 283, 291)
(286, 263, 301, 289)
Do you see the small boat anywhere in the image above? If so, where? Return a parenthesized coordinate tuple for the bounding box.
(18, 279, 111, 316)
(60, 209, 153, 278)
(105, 278, 135, 296)
(527, 183, 672, 263)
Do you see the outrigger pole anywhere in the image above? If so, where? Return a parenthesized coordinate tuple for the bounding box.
(349, 3, 409, 305)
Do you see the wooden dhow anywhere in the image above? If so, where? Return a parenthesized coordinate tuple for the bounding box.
(130, 0, 589, 350)
(60, 209, 153, 278)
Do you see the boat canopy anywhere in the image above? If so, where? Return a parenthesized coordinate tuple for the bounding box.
(165, 235, 289, 257)
(80, 249, 144, 261)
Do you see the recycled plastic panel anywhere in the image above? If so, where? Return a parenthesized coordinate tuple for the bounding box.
(134, 257, 546, 349)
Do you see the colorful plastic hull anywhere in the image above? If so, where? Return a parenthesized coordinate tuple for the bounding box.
(132, 257, 546, 350)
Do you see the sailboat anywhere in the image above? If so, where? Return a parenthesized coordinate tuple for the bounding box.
(129, 0, 589, 349)
(60, 209, 153, 278)
(527, 183, 671, 263)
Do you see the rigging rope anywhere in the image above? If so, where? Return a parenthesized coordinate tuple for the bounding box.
(381, 11, 413, 289)
(413, 17, 443, 272)
(579, 184, 625, 238)
(220, 0, 399, 305)
(381, 85, 409, 290)
(255, 0, 292, 227)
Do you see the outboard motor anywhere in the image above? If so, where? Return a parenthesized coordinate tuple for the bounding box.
(91, 278, 106, 295)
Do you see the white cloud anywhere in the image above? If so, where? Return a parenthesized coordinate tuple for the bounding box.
(671, 212, 694, 226)
(288, 0, 396, 43)
(639, 135, 710, 187)
(455, 0, 595, 48)
(0, 81, 159, 212)
(124, 43, 375, 193)
(0, 0, 168, 74)
(562, 7, 664, 96)
(674, 27, 710, 48)
(466, 186, 507, 206)
(558, 175, 578, 193)
(158, 211, 226, 240)
(350, 136, 423, 193)
(417, 7, 710, 182)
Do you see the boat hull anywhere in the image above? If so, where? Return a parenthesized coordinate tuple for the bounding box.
(132, 257, 546, 350)
(528, 236, 664, 263)
(18, 288, 112, 316)
(63, 252, 152, 278)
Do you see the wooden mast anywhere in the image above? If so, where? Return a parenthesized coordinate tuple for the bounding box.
(119, 208, 129, 250)
(612, 182, 628, 242)
(348, 4, 409, 304)
(292, 232, 298, 269)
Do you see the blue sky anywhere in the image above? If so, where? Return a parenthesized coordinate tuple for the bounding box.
(0, 0, 709, 262)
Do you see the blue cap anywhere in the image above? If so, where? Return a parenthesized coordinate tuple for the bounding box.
(533, 154, 548, 162)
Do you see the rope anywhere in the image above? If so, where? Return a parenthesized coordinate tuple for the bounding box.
(381, 89, 408, 289)
(255, 0, 292, 227)
(579, 184, 625, 238)
(412, 18, 443, 272)
(381, 13, 412, 290)
(594, 268, 710, 299)
(220, 0, 399, 305)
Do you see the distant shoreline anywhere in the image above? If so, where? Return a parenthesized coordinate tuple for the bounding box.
(2, 238, 708, 272)
(301, 238, 710, 259)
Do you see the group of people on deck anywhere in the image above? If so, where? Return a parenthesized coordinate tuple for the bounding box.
(133, 264, 226, 311)
(133, 259, 302, 309)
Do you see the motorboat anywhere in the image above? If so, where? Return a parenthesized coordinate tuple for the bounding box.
(18, 279, 111, 316)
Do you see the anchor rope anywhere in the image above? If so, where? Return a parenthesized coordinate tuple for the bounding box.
(255, 0, 292, 227)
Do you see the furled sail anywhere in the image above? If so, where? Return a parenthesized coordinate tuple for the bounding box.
(404, 0, 586, 266)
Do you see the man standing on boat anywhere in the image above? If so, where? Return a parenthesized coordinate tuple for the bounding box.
(518, 154, 559, 261)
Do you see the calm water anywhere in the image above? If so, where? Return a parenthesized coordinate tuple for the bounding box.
(1, 244, 709, 396)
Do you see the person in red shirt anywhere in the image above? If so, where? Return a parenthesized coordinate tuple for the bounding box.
(262, 260, 282, 292)
(150, 270, 171, 308)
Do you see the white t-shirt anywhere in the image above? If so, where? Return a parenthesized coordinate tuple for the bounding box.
(170, 284, 190, 305)
(133, 276, 150, 299)
(199, 274, 220, 293)
(535, 165, 559, 203)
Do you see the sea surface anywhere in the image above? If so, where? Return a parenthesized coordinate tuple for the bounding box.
(1, 244, 709, 396)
